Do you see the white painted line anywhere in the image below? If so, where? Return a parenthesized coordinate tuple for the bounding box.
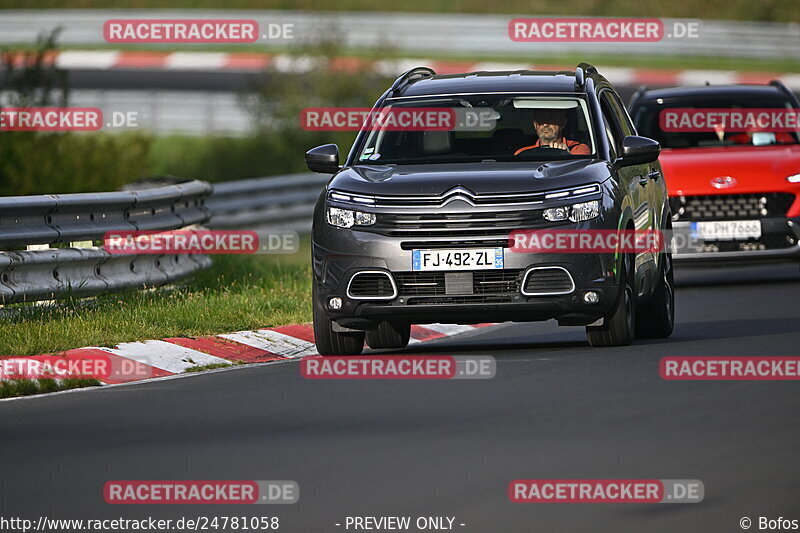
(219, 329, 317, 358)
(270, 54, 316, 73)
(164, 52, 228, 70)
(421, 323, 477, 336)
(56, 50, 120, 70)
(777, 74, 800, 90)
(92, 340, 229, 373)
(471, 61, 528, 72)
(373, 58, 435, 77)
(600, 67, 635, 86)
(677, 70, 737, 86)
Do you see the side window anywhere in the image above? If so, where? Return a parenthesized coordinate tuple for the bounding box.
(599, 93, 622, 160)
(608, 92, 636, 137)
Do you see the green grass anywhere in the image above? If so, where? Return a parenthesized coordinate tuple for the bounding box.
(0, 378, 102, 399)
(0, 241, 313, 356)
(0, 0, 797, 23)
(184, 362, 238, 372)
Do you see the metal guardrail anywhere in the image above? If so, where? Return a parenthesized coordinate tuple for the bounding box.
(206, 172, 327, 231)
(0, 180, 213, 304)
(0, 172, 328, 304)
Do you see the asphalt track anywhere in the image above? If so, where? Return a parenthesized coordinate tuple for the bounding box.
(1, 263, 799, 532)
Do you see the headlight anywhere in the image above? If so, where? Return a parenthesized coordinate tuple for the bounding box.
(543, 206, 571, 222)
(543, 200, 600, 223)
(326, 206, 376, 228)
(569, 200, 601, 222)
(787, 174, 800, 183)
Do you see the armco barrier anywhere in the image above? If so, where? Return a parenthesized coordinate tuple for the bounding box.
(0, 173, 327, 304)
(206, 173, 328, 231)
(0, 180, 212, 304)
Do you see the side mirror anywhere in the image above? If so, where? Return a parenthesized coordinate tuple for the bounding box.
(618, 136, 660, 167)
(305, 144, 340, 174)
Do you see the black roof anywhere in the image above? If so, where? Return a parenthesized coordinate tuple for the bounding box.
(393, 70, 583, 98)
(635, 84, 789, 103)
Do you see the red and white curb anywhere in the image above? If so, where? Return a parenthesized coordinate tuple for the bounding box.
(0, 322, 496, 388)
(5, 50, 800, 89)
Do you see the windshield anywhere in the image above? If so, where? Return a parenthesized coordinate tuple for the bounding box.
(355, 94, 597, 165)
(633, 94, 800, 149)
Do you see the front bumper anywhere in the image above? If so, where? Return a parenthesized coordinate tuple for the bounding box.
(672, 217, 800, 264)
(313, 225, 621, 328)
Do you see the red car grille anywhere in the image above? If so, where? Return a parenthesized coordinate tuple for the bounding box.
(670, 193, 795, 221)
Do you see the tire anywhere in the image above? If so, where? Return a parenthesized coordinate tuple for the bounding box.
(586, 253, 636, 347)
(313, 304, 364, 356)
(635, 252, 675, 339)
(366, 321, 411, 350)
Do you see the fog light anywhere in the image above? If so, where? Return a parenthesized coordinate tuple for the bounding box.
(583, 291, 599, 304)
(328, 297, 343, 310)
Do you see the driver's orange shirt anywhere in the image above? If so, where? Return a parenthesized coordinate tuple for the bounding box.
(515, 138, 590, 156)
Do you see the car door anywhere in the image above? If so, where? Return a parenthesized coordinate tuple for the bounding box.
(599, 90, 655, 296)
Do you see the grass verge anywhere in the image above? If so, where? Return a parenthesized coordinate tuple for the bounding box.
(184, 362, 239, 373)
(0, 239, 312, 357)
(0, 378, 102, 399)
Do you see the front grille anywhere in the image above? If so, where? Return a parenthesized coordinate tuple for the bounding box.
(394, 269, 523, 296)
(523, 267, 574, 295)
(373, 191, 546, 208)
(370, 211, 541, 237)
(406, 295, 515, 305)
(671, 193, 795, 222)
(400, 239, 509, 250)
(347, 272, 396, 298)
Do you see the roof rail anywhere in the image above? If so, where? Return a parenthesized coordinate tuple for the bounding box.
(575, 62, 597, 90)
(769, 79, 800, 107)
(769, 79, 793, 97)
(575, 67, 585, 89)
(390, 67, 436, 96)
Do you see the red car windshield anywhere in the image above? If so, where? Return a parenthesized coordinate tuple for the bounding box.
(633, 95, 800, 149)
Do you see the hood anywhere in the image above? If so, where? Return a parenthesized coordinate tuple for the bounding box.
(328, 160, 611, 196)
(659, 145, 800, 196)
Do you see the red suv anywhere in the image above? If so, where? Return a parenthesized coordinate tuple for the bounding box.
(629, 82, 800, 265)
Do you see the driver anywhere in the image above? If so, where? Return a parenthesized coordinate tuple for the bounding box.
(514, 109, 590, 155)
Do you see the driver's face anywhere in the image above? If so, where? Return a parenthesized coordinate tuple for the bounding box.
(533, 113, 566, 144)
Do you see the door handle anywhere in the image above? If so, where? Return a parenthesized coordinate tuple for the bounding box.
(648, 170, 661, 180)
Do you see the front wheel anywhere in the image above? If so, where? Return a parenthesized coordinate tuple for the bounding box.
(313, 305, 365, 356)
(586, 253, 636, 347)
(635, 252, 675, 339)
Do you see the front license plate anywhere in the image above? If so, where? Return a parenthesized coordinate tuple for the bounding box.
(412, 248, 503, 271)
(691, 220, 762, 241)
